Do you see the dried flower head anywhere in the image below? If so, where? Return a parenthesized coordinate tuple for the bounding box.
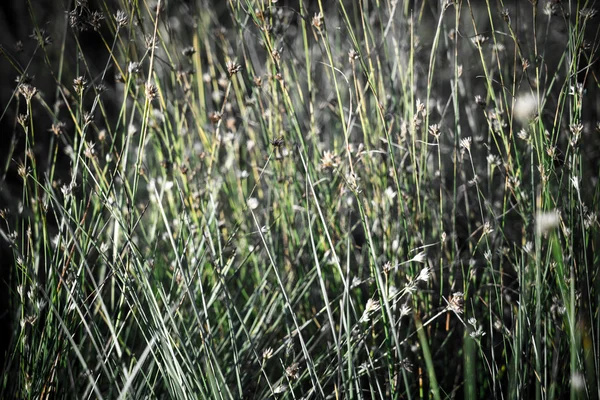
(270, 136, 284, 148)
(365, 298, 381, 314)
(471, 34, 488, 47)
(361, 298, 381, 322)
(73, 76, 87, 95)
(145, 82, 158, 100)
(517, 128, 530, 141)
(17, 114, 29, 128)
(182, 46, 196, 57)
(416, 98, 426, 116)
(486, 154, 501, 167)
(459, 137, 472, 151)
(543, 1, 561, 16)
(68, 8, 86, 31)
(312, 12, 324, 29)
(384, 187, 397, 201)
(446, 292, 464, 314)
(345, 172, 360, 192)
(226, 60, 242, 77)
(30, 29, 52, 47)
(262, 347, 274, 360)
(128, 61, 141, 74)
(271, 48, 281, 62)
(400, 304, 412, 317)
(115, 10, 128, 26)
(399, 358, 413, 372)
(285, 362, 300, 379)
(145, 34, 159, 49)
(468, 318, 486, 339)
(416, 267, 431, 282)
(482, 221, 493, 236)
(48, 122, 66, 136)
(18, 84, 38, 102)
(320, 150, 339, 169)
(84, 141, 96, 159)
(89, 11, 105, 31)
(410, 251, 427, 264)
(570, 123, 583, 147)
(17, 160, 29, 179)
(429, 123, 441, 139)
(15, 74, 34, 85)
(382, 261, 393, 274)
(273, 384, 288, 394)
(579, 8, 597, 20)
(209, 111, 222, 124)
(83, 111, 94, 125)
(95, 83, 107, 94)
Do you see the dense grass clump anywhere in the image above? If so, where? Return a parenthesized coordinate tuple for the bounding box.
(1, 0, 599, 398)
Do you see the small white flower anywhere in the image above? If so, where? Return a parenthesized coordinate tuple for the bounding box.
(459, 137, 472, 151)
(358, 362, 369, 374)
(262, 347, 274, 360)
(447, 292, 464, 314)
(410, 251, 427, 264)
(486, 154, 501, 167)
(470, 326, 486, 339)
(517, 129, 530, 141)
(61, 184, 72, 197)
(360, 298, 381, 322)
(482, 221, 493, 235)
(128, 61, 140, 74)
(416, 267, 431, 282)
(399, 304, 412, 317)
(320, 150, 339, 169)
(484, 250, 492, 261)
(273, 384, 288, 394)
(384, 187, 397, 201)
(416, 98, 425, 116)
(365, 298, 380, 313)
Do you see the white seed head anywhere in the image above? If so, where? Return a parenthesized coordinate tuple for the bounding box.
(536, 210, 560, 235)
(247, 197, 259, 210)
(514, 92, 539, 123)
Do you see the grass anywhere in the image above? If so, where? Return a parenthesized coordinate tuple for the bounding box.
(1, 0, 599, 398)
